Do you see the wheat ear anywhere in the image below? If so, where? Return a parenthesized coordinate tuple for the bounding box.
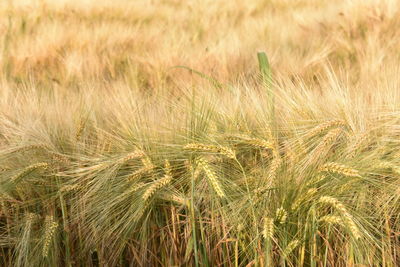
(14, 144, 48, 154)
(245, 138, 275, 151)
(346, 132, 369, 158)
(318, 196, 361, 239)
(184, 143, 236, 159)
(262, 217, 274, 239)
(291, 188, 318, 210)
(198, 158, 225, 198)
(127, 165, 154, 182)
(12, 163, 49, 184)
(275, 207, 288, 224)
(319, 215, 342, 225)
(312, 128, 342, 157)
(319, 162, 360, 177)
(305, 120, 346, 139)
(283, 239, 300, 257)
(142, 170, 172, 201)
(42, 216, 58, 257)
(267, 152, 282, 180)
(119, 150, 145, 164)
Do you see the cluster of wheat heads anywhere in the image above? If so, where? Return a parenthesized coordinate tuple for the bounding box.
(0, 88, 399, 266)
(1, 0, 400, 266)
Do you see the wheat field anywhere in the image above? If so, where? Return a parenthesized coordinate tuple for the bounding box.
(0, 0, 400, 266)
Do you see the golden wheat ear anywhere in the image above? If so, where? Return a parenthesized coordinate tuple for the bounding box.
(11, 163, 49, 184)
(42, 216, 58, 258)
(197, 158, 226, 198)
(142, 175, 172, 201)
(262, 217, 274, 239)
(305, 120, 346, 139)
(319, 162, 360, 177)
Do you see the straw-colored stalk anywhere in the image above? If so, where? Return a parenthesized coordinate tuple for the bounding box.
(141, 156, 154, 169)
(51, 153, 70, 164)
(318, 196, 348, 214)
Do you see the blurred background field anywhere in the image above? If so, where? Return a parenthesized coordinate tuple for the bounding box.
(1, 0, 399, 89)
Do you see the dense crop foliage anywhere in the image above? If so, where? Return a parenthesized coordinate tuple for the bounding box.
(1, 0, 400, 266)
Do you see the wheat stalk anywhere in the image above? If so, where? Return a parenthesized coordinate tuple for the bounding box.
(130, 182, 146, 193)
(51, 153, 70, 164)
(0, 167, 9, 172)
(164, 159, 172, 177)
(159, 192, 189, 206)
(223, 133, 252, 141)
(342, 214, 362, 239)
(26, 212, 38, 224)
(141, 156, 154, 169)
(141, 160, 174, 200)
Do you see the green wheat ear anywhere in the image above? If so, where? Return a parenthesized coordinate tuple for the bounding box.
(258, 51, 275, 130)
(257, 51, 272, 88)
